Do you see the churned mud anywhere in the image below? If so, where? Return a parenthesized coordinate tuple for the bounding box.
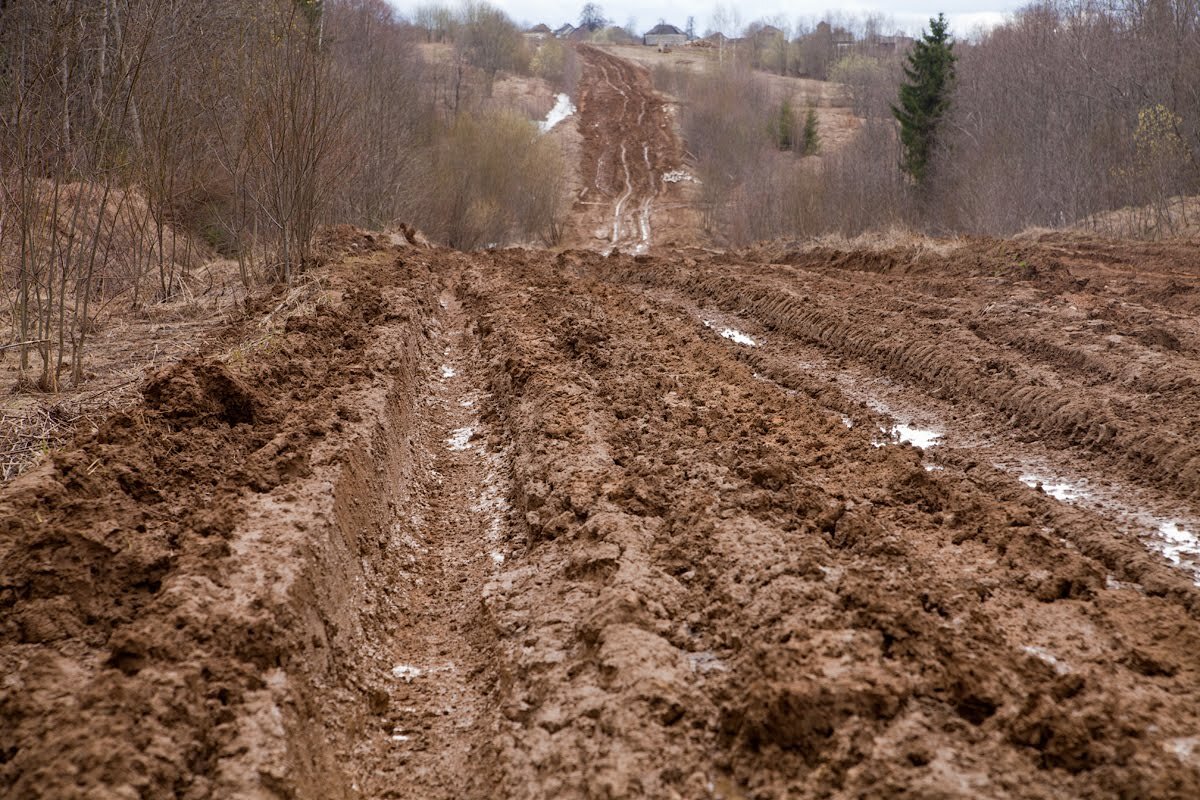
(6, 234, 1200, 798)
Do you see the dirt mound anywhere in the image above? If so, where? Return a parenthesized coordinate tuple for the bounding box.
(0, 249, 440, 798)
(313, 223, 388, 262)
(143, 359, 266, 424)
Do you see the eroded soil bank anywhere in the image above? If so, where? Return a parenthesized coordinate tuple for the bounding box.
(4, 236, 1200, 798)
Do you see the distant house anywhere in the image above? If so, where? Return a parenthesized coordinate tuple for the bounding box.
(554, 23, 576, 38)
(643, 23, 687, 47)
(704, 31, 743, 46)
(525, 23, 552, 42)
(832, 31, 855, 54)
(871, 34, 914, 54)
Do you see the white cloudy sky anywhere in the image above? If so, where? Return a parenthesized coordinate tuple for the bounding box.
(388, 0, 1027, 38)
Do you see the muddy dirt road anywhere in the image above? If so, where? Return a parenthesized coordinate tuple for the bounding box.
(574, 45, 683, 254)
(4, 233, 1200, 798)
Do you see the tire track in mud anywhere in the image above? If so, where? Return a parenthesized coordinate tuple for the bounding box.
(576, 46, 678, 254)
(607, 252, 1200, 505)
(354, 284, 508, 798)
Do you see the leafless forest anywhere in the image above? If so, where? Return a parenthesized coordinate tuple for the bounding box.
(661, 0, 1200, 244)
(0, 0, 567, 391)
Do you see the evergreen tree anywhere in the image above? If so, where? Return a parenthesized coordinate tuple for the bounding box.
(892, 13, 955, 185)
(770, 98, 796, 151)
(802, 107, 820, 155)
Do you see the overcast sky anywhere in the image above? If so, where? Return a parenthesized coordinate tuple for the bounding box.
(387, 0, 1028, 38)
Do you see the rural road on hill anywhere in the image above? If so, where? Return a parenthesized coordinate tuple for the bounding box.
(575, 45, 682, 254)
(4, 50, 1200, 800)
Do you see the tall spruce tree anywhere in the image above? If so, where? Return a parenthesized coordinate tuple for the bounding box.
(893, 13, 955, 185)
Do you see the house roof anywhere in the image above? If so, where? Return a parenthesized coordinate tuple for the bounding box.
(644, 23, 684, 36)
(528, 23, 552, 33)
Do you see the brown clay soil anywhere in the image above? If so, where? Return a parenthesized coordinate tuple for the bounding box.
(571, 45, 701, 253)
(5, 49, 1200, 800)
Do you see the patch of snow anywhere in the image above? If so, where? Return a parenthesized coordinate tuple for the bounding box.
(490, 551, 505, 564)
(447, 427, 474, 451)
(1022, 645, 1071, 675)
(440, 365, 457, 379)
(841, 416, 854, 428)
(662, 169, 698, 183)
(391, 664, 423, 682)
(539, 93, 576, 133)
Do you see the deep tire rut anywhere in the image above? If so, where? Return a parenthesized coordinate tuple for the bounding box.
(363, 286, 507, 798)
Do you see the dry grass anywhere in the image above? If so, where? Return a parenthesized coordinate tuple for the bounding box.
(736, 228, 969, 262)
(0, 258, 249, 480)
(1077, 196, 1200, 240)
(0, 379, 144, 480)
(0, 179, 211, 298)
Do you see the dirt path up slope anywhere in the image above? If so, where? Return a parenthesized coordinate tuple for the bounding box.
(573, 45, 684, 254)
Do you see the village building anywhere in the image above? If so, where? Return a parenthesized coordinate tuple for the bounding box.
(643, 22, 687, 47)
(525, 23, 552, 42)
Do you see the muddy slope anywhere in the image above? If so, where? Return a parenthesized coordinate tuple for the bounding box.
(574, 45, 684, 253)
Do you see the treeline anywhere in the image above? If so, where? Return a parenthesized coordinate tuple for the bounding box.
(0, 0, 566, 390)
(668, 0, 1200, 244)
(738, 15, 909, 80)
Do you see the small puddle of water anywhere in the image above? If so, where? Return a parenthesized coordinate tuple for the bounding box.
(1019, 473, 1092, 503)
(892, 423, 942, 449)
(391, 664, 423, 682)
(1152, 520, 1200, 575)
(1019, 471, 1200, 582)
(873, 422, 942, 449)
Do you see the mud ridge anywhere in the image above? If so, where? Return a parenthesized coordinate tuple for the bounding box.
(0, 251, 447, 798)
